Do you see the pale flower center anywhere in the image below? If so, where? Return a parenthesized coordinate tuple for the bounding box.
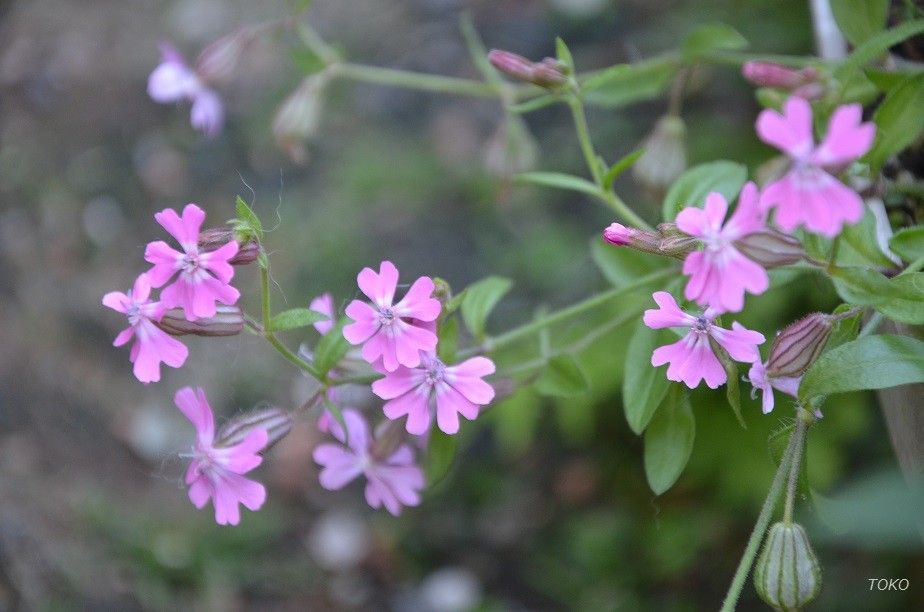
(181, 252, 202, 275)
(424, 360, 446, 386)
(378, 306, 397, 326)
(127, 303, 142, 326)
(692, 316, 712, 335)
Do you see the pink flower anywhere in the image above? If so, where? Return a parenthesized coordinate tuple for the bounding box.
(310, 292, 335, 335)
(676, 182, 769, 313)
(757, 97, 875, 237)
(747, 361, 801, 414)
(176, 387, 268, 525)
(313, 409, 425, 515)
(342, 261, 441, 372)
(643, 291, 765, 389)
(144, 203, 240, 321)
(372, 354, 496, 435)
(102, 273, 188, 383)
(147, 43, 225, 137)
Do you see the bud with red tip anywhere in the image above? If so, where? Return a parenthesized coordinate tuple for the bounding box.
(487, 50, 568, 88)
(603, 222, 697, 259)
(198, 227, 260, 265)
(156, 305, 245, 337)
(765, 313, 834, 378)
(743, 62, 818, 90)
(216, 406, 293, 450)
(734, 228, 805, 268)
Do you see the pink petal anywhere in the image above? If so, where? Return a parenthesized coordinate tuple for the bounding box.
(652, 334, 726, 389)
(434, 386, 479, 434)
(804, 177, 864, 237)
(341, 409, 372, 454)
(394, 276, 441, 321)
(382, 389, 431, 435)
(372, 366, 426, 400)
(148, 60, 197, 102)
(175, 386, 215, 444)
(811, 103, 875, 167)
(102, 291, 129, 313)
(113, 326, 135, 347)
(712, 322, 765, 363)
(310, 293, 335, 335)
(675, 206, 711, 238)
(724, 182, 765, 238)
(365, 477, 402, 515)
(393, 322, 436, 368)
(190, 90, 224, 138)
(187, 476, 211, 509)
(445, 359, 496, 405)
(131, 273, 153, 302)
(756, 96, 814, 160)
(214, 429, 268, 474)
(313, 445, 363, 490)
(343, 300, 379, 343)
(361, 330, 396, 371)
(201, 240, 238, 283)
(144, 241, 182, 287)
(357, 261, 398, 307)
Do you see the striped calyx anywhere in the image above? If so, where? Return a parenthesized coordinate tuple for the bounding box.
(765, 313, 833, 378)
(754, 522, 821, 611)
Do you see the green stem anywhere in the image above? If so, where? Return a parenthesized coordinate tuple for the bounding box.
(466, 267, 674, 356)
(783, 415, 809, 525)
(334, 62, 516, 99)
(259, 262, 320, 378)
(720, 424, 801, 612)
(858, 311, 883, 338)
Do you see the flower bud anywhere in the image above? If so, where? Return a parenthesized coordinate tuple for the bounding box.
(198, 227, 260, 265)
(487, 50, 567, 88)
(754, 522, 821, 611)
(633, 115, 687, 193)
(742, 61, 817, 90)
(734, 228, 805, 268)
(273, 73, 329, 163)
(156, 305, 245, 337)
(215, 406, 293, 450)
(603, 222, 696, 259)
(766, 313, 833, 378)
(195, 25, 261, 84)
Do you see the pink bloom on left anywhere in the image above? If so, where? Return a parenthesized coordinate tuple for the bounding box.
(757, 97, 875, 237)
(145, 203, 240, 321)
(313, 408, 425, 515)
(343, 261, 441, 372)
(147, 43, 225, 137)
(643, 291, 765, 389)
(372, 354, 496, 435)
(176, 387, 269, 526)
(102, 273, 188, 383)
(676, 182, 769, 313)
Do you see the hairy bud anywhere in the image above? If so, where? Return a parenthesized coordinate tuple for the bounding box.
(603, 222, 696, 259)
(487, 50, 568, 88)
(754, 522, 821, 611)
(215, 406, 293, 450)
(199, 227, 260, 265)
(157, 305, 245, 337)
(734, 229, 805, 268)
(766, 313, 833, 378)
(633, 115, 687, 192)
(195, 25, 261, 84)
(273, 73, 329, 163)
(743, 61, 818, 90)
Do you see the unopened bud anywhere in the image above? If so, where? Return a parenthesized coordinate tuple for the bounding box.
(156, 305, 245, 337)
(743, 61, 817, 90)
(487, 50, 568, 88)
(754, 522, 821, 611)
(431, 277, 453, 309)
(195, 26, 260, 84)
(215, 406, 293, 450)
(198, 227, 260, 265)
(734, 229, 805, 268)
(766, 313, 833, 378)
(633, 115, 687, 192)
(272, 73, 329, 163)
(603, 222, 696, 259)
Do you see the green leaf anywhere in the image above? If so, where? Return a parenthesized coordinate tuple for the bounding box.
(799, 335, 924, 401)
(437, 316, 459, 363)
(831, 266, 924, 324)
(425, 429, 457, 487)
(623, 326, 672, 434)
(290, 47, 326, 75)
(508, 94, 561, 114)
(837, 19, 924, 78)
(581, 58, 679, 109)
(603, 148, 645, 190)
(492, 387, 541, 455)
(234, 196, 264, 242)
(681, 23, 748, 59)
(590, 237, 666, 288)
(644, 387, 695, 495)
(269, 308, 328, 332)
(864, 68, 908, 92)
(840, 208, 898, 268)
(826, 303, 862, 351)
(535, 354, 590, 397)
(313, 317, 351, 378)
(863, 74, 924, 172)
(460, 276, 512, 339)
(889, 225, 924, 262)
(555, 37, 574, 71)
(661, 160, 748, 222)
(514, 171, 600, 198)
(830, 0, 890, 46)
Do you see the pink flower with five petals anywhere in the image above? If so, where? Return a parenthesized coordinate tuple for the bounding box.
(313, 409, 425, 515)
(372, 354, 496, 435)
(677, 182, 769, 313)
(144, 203, 240, 321)
(342, 261, 441, 372)
(176, 387, 268, 526)
(102, 273, 188, 383)
(757, 97, 875, 237)
(643, 291, 765, 389)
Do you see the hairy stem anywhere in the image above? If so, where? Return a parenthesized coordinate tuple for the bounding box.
(334, 62, 523, 99)
(783, 415, 809, 524)
(259, 261, 320, 378)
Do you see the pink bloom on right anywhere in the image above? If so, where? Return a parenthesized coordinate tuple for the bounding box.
(313, 409, 425, 515)
(176, 387, 269, 526)
(747, 361, 801, 414)
(342, 261, 441, 372)
(756, 97, 875, 237)
(676, 182, 769, 313)
(643, 291, 765, 389)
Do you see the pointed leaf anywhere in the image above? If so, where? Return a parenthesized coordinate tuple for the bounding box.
(536, 354, 590, 397)
(623, 325, 672, 434)
(644, 387, 695, 495)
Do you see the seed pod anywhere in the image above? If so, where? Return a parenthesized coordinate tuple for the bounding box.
(633, 115, 687, 193)
(156, 305, 245, 337)
(198, 227, 260, 265)
(195, 26, 260, 84)
(766, 313, 833, 378)
(735, 229, 805, 268)
(272, 73, 329, 163)
(215, 406, 293, 450)
(754, 522, 821, 611)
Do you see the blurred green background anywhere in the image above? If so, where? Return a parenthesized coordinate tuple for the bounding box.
(0, 0, 921, 609)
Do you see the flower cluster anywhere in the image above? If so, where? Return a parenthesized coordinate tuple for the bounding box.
(606, 95, 875, 411)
